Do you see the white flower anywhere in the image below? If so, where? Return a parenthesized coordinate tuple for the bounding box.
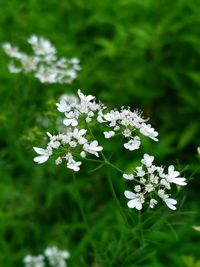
(166, 165, 187, 186)
(150, 174, 159, 184)
(123, 173, 134, 180)
(44, 246, 70, 267)
(160, 178, 171, 189)
(63, 112, 78, 127)
(164, 198, 177, 210)
(67, 159, 82, 172)
(141, 153, 154, 167)
(8, 62, 21, 73)
(78, 89, 94, 103)
(123, 129, 132, 137)
(56, 94, 78, 113)
(33, 147, 52, 164)
(23, 255, 45, 267)
(103, 131, 115, 139)
(83, 140, 103, 157)
(145, 183, 154, 193)
(140, 123, 158, 141)
(135, 166, 145, 177)
(80, 151, 86, 158)
(124, 136, 141, 151)
(3, 36, 81, 84)
(72, 128, 87, 144)
(124, 190, 144, 210)
(55, 157, 62, 165)
(134, 185, 141, 192)
(149, 198, 157, 208)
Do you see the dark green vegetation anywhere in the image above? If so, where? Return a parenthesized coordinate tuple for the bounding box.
(0, 0, 200, 266)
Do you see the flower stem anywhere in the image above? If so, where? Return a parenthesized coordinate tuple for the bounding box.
(72, 172, 89, 230)
(106, 168, 130, 227)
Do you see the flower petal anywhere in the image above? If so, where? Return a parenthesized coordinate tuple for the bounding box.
(124, 190, 136, 199)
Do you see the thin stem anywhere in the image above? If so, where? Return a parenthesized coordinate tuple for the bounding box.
(138, 210, 145, 245)
(107, 161, 124, 174)
(107, 168, 130, 227)
(72, 172, 89, 230)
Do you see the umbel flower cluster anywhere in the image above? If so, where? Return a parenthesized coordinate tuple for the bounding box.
(33, 90, 186, 210)
(2, 35, 81, 84)
(23, 246, 70, 267)
(123, 154, 186, 210)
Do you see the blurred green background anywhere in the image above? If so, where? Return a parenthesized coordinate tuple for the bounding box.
(0, 0, 200, 266)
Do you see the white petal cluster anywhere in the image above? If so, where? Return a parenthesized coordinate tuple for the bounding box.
(98, 107, 158, 151)
(33, 90, 160, 172)
(57, 89, 105, 126)
(33, 128, 102, 172)
(123, 153, 187, 210)
(2, 35, 81, 84)
(23, 255, 45, 267)
(23, 246, 70, 267)
(44, 246, 70, 267)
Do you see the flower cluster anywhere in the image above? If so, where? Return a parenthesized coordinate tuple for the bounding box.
(100, 107, 158, 151)
(2, 35, 81, 84)
(23, 255, 45, 267)
(44, 247, 70, 267)
(33, 90, 186, 211)
(123, 154, 187, 210)
(33, 129, 103, 172)
(23, 246, 70, 267)
(57, 89, 104, 126)
(34, 90, 159, 171)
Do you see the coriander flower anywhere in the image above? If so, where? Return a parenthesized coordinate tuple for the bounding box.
(123, 153, 186, 210)
(98, 106, 158, 151)
(166, 165, 187, 186)
(3, 35, 81, 84)
(103, 131, 115, 139)
(44, 246, 70, 267)
(124, 136, 141, 151)
(123, 173, 134, 180)
(33, 147, 52, 164)
(83, 140, 103, 157)
(124, 190, 144, 210)
(23, 255, 45, 267)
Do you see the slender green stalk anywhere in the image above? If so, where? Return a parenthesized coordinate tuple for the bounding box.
(106, 168, 130, 227)
(72, 172, 89, 230)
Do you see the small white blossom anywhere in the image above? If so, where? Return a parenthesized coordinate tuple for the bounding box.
(83, 141, 103, 157)
(145, 183, 154, 193)
(123, 129, 132, 137)
(140, 123, 158, 141)
(124, 136, 141, 151)
(135, 166, 145, 177)
(33, 147, 52, 164)
(164, 198, 177, 210)
(23, 255, 45, 267)
(123, 173, 134, 180)
(141, 153, 154, 167)
(80, 151, 86, 158)
(134, 185, 141, 192)
(55, 157, 62, 165)
(44, 246, 70, 267)
(124, 190, 144, 210)
(149, 198, 157, 208)
(166, 165, 187, 186)
(103, 131, 115, 139)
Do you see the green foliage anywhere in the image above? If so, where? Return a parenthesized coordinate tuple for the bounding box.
(0, 0, 200, 266)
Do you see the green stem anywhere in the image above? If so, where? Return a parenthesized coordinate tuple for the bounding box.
(72, 172, 89, 230)
(107, 168, 130, 227)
